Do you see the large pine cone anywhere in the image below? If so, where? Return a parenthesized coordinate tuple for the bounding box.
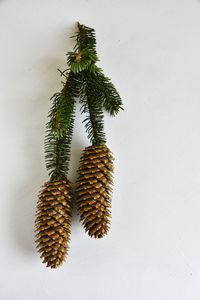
(35, 179, 73, 268)
(76, 144, 114, 238)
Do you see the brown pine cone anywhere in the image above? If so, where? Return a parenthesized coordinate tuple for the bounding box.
(76, 144, 114, 238)
(35, 179, 73, 268)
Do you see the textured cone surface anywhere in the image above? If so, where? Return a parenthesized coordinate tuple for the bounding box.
(77, 144, 114, 238)
(35, 179, 73, 268)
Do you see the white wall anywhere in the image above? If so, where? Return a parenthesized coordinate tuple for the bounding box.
(1, 0, 200, 299)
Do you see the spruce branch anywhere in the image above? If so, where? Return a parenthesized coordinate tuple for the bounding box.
(86, 64, 123, 116)
(71, 22, 123, 122)
(44, 22, 123, 178)
(79, 70, 106, 145)
(70, 23, 106, 145)
(44, 71, 81, 180)
(44, 95, 75, 180)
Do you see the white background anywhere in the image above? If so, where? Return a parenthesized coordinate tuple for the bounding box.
(1, 0, 200, 299)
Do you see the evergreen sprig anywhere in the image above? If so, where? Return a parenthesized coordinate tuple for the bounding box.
(44, 22, 123, 180)
(44, 71, 81, 180)
(72, 23, 123, 115)
(79, 70, 106, 145)
(69, 22, 123, 145)
(87, 64, 123, 116)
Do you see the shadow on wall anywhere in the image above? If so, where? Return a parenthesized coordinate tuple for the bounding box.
(10, 24, 84, 258)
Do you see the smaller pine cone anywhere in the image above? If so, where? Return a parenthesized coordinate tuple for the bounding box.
(76, 144, 114, 238)
(35, 179, 73, 268)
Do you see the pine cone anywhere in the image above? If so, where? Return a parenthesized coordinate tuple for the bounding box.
(35, 179, 73, 268)
(76, 144, 114, 238)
